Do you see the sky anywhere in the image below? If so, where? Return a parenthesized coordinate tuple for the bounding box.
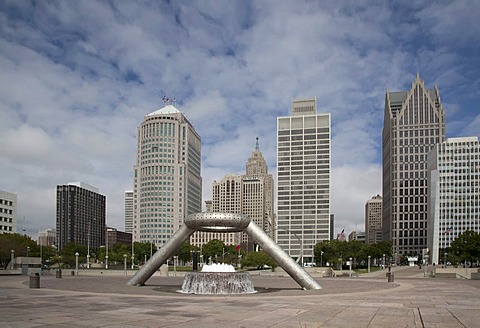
(1, 0, 479, 240)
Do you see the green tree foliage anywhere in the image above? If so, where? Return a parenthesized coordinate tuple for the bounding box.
(314, 240, 392, 268)
(175, 242, 199, 264)
(241, 251, 277, 269)
(202, 239, 225, 262)
(449, 230, 480, 265)
(0, 233, 38, 268)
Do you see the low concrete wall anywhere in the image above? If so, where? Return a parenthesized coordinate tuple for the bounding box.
(434, 267, 480, 279)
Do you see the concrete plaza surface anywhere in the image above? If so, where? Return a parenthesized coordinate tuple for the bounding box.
(0, 266, 479, 327)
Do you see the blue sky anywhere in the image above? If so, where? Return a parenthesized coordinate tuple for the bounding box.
(1, 0, 479, 239)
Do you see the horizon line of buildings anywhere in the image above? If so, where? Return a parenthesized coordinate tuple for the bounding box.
(2, 73, 479, 266)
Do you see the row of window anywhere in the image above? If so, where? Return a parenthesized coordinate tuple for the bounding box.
(0, 199, 14, 206)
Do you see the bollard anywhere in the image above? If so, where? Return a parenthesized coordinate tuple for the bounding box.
(71, 270, 75, 276)
(56, 269, 62, 278)
(29, 273, 40, 288)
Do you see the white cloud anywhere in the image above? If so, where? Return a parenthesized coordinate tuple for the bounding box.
(0, 0, 479, 239)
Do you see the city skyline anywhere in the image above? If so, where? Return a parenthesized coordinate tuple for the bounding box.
(1, 1, 479, 239)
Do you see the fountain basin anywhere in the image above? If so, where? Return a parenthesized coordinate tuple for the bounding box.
(181, 272, 256, 294)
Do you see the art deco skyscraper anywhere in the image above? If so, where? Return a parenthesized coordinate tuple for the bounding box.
(56, 182, 105, 251)
(427, 137, 480, 264)
(277, 98, 331, 264)
(133, 102, 202, 248)
(382, 74, 446, 256)
(189, 139, 275, 250)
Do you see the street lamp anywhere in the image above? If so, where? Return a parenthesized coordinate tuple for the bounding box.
(173, 256, 178, 277)
(86, 254, 90, 269)
(10, 249, 14, 270)
(382, 254, 386, 269)
(123, 254, 127, 276)
(349, 257, 353, 277)
(320, 251, 324, 268)
(75, 252, 79, 276)
(105, 255, 109, 270)
(444, 252, 448, 268)
(368, 255, 371, 273)
(131, 254, 135, 270)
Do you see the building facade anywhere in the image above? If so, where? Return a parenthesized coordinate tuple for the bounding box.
(0, 189, 16, 234)
(124, 191, 134, 233)
(106, 227, 133, 246)
(382, 74, 446, 256)
(56, 182, 106, 251)
(427, 137, 480, 264)
(38, 228, 56, 247)
(133, 103, 202, 248)
(365, 195, 383, 244)
(190, 140, 275, 251)
(277, 98, 331, 264)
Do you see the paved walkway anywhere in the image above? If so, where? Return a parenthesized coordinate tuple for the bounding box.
(0, 266, 479, 327)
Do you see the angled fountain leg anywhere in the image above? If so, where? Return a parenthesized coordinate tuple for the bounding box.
(127, 225, 195, 286)
(244, 221, 322, 290)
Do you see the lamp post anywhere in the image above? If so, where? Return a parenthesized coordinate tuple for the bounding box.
(320, 251, 324, 268)
(105, 228, 109, 269)
(86, 254, 90, 269)
(131, 254, 135, 270)
(124, 254, 127, 276)
(75, 252, 79, 276)
(382, 254, 386, 269)
(349, 257, 353, 277)
(368, 255, 371, 273)
(10, 249, 14, 270)
(173, 256, 178, 277)
(444, 252, 448, 268)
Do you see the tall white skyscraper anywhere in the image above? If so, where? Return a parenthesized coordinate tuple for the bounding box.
(124, 191, 133, 233)
(427, 137, 480, 264)
(133, 103, 202, 248)
(382, 74, 446, 256)
(0, 189, 17, 234)
(277, 98, 331, 264)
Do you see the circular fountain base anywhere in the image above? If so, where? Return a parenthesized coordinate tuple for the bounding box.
(181, 272, 256, 295)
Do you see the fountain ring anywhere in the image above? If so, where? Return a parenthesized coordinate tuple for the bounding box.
(185, 213, 251, 232)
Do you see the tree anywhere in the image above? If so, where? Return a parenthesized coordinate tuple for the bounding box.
(450, 230, 480, 266)
(202, 239, 226, 263)
(0, 233, 38, 269)
(175, 242, 197, 264)
(241, 251, 277, 269)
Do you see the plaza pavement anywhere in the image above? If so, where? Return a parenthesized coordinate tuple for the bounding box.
(0, 265, 479, 327)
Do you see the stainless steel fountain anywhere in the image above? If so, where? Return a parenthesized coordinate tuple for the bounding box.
(127, 212, 321, 291)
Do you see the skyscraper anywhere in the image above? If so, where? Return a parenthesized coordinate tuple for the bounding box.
(382, 74, 446, 256)
(277, 98, 331, 264)
(133, 102, 202, 248)
(190, 139, 275, 250)
(56, 182, 105, 251)
(124, 191, 133, 233)
(427, 137, 480, 264)
(365, 195, 382, 244)
(0, 189, 17, 234)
